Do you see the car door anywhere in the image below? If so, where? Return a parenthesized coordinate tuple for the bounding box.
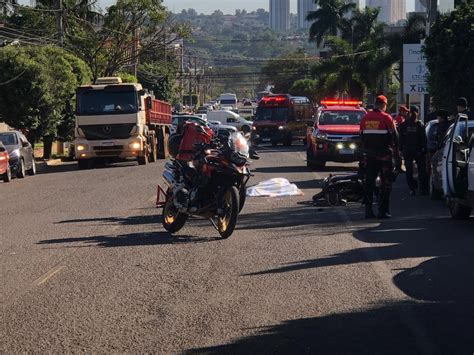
(468, 134, 474, 193)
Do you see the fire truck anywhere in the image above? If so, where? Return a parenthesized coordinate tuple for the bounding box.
(252, 94, 312, 146)
(74, 77, 172, 169)
(306, 99, 366, 169)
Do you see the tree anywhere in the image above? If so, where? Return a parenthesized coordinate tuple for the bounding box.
(0, 46, 91, 157)
(425, 3, 474, 111)
(307, 0, 356, 47)
(289, 79, 318, 100)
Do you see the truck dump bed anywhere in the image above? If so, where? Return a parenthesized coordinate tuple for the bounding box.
(146, 98, 172, 126)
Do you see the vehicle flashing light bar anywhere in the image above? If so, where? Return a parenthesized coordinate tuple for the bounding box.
(321, 99, 362, 106)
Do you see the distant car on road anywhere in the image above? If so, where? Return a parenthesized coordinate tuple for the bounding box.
(208, 120, 238, 135)
(0, 131, 36, 178)
(171, 115, 207, 135)
(0, 142, 11, 182)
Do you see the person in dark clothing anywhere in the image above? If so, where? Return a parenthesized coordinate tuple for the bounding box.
(435, 109, 451, 147)
(360, 95, 399, 219)
(399, 106, 429, 196)
(456, 97, 474, 119)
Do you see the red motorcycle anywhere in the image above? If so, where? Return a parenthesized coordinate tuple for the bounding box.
(162, 122, 257, 239)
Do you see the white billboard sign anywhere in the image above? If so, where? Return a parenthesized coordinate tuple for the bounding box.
(403, 44, 429, 94)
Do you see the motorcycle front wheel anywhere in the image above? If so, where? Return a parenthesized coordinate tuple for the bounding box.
(239, 185, 247, 212)
(162, 197, 188, 233)
(218, 186, 239, 239)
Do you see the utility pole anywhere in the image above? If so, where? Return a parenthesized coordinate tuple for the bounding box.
(56, 0, 64, 47)
(423, 0, 438, 121)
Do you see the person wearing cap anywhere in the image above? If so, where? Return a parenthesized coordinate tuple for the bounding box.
(360, 95, 399, 219)
(394, 105, 409, 126)
(398, 105, 429, 196)
(456, 97, 474, 120)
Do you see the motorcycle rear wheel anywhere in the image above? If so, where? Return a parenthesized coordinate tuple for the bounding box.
(218, 186, 239, 239)
(162, 197, 188, 233)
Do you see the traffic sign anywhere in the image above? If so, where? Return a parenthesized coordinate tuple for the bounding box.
(403, 44, 429, 94)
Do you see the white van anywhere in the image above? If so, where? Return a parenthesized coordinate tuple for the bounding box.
(207, 110, 253, 133)
(219, 93, 238, 110)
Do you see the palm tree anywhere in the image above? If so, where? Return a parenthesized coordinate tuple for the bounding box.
(307, 0, 356, 47)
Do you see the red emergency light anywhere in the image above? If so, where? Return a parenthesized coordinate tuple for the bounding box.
(321, 99, 362, 106)
(260, 95, 290, 106)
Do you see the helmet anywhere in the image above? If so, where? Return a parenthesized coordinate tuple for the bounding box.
(168, 133, 182, 158)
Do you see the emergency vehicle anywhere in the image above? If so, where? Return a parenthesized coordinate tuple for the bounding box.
(307, 99, 366, 169)
(252, 95, 312, 146)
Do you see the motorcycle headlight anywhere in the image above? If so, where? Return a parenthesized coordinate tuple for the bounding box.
(9, 149, 20, 158)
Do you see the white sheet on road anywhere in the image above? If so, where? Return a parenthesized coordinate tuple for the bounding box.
(246, 178, 303, 197)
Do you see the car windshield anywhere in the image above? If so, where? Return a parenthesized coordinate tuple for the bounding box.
(255, 107, 290, 121)
(77, 89, 138, 115)
(319, 110, 364, 125)
(220, 99, 236, 105)
(0, 133, 18, 145)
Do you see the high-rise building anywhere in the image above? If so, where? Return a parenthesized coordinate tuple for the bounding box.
(297, 0, 317, 29)
(414, 0, 426, 12)
(366, 0, 406, 24)
(270, 0, 290, 31)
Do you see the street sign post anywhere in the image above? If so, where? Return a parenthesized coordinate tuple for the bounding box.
(403, 44, 429, 95)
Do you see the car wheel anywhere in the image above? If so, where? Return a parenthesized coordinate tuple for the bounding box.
(448, 198, 472, 220)
(27, 158, 36, 176)
(2, 164, 11, 182)
(17, 158, 26, 178)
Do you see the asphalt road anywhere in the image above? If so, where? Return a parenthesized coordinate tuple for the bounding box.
(1, 145, 473, 354)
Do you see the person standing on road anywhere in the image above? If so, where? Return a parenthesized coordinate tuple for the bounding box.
(394, 105, 409, 127)
(398, 106, 429, 196)
(360, 95, 399, 219)
(456, 97, 474, 119)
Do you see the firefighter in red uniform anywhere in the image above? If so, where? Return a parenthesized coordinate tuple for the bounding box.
(360, 95, 399, 219)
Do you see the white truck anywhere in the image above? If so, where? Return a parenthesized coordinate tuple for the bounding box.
(442, 113, 474, 219)
(74, 77, 172, 169)
(219, 93, 238, 110)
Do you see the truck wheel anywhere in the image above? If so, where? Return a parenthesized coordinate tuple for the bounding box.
(77, 159, 90, 170)
(137, 153, 148, 165)
(448, 199, 472, 220)
(149, 135, 157, 163)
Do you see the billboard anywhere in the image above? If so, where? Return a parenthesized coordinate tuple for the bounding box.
(403, 43, 429, 95)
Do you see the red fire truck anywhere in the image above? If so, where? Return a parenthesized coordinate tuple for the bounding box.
(306, 99, 366, 169)
(252, 94, 312, 146)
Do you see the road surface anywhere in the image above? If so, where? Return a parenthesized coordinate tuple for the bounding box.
(1, 145, 473, 354)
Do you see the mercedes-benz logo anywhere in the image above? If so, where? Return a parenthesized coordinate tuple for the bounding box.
(103, 125, 112, 133)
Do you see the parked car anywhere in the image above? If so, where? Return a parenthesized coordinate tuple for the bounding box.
(207, 120, 238, 135)
(441, 116, 474, 219)
(207, 110, 253, 133)
(0, 131, 36, 178)
(0, 142, 11, 182)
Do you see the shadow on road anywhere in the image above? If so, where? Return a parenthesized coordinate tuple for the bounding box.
(189, 300, 474, 354)
(56, 214, 159, 226)
(38, 231, 220, 248)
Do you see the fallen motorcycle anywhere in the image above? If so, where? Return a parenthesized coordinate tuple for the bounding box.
(161, 122, 258, 238)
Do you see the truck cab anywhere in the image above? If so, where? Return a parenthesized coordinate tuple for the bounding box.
(74, 77, 171, 169)
(307, 100, 365, 169)
(442, 114, 474, 219)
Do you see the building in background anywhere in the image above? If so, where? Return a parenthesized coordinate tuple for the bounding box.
(297, 0, 317, 29)
(415, 0, 426, 12)
(366, 0, 406, 24)
(269, 0, 290, 31)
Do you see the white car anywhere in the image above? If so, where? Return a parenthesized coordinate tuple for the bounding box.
(442, 114, 474, 219)
(208, 120, 238, 135)
(207, 110, 253, 133)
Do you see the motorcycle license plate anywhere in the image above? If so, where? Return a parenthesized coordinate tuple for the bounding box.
(339, 149, 354, 155)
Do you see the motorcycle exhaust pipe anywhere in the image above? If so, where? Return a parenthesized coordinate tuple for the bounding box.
(163, 170, 174, 187)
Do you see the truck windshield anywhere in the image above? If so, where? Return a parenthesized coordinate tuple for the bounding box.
(319, 110, 364, 125)
(255, 107, 290, 121)
(77, 90, 138, 115)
